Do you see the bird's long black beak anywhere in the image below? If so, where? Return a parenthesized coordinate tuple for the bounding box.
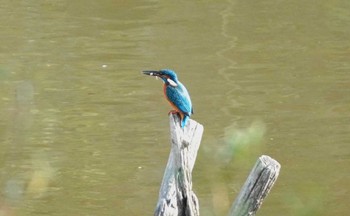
(142, 70, 163, 77)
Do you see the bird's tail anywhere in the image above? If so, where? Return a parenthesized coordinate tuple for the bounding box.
(181, 115, 190, 128)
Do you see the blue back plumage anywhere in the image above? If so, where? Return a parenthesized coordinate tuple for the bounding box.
(165, 81, 193, 116)
(161, 69, 193, 128)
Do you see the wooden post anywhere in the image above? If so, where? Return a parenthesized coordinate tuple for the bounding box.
(154, 114, 204, 216)
(228, 155, 281, 216)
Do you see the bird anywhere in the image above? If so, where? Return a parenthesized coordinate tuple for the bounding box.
(143, 69, 193, 128)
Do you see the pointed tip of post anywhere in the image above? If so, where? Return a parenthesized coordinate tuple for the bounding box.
(169, 114, 203, 132)
(260, 155, 281, 171)
(169, 113, 203, 149)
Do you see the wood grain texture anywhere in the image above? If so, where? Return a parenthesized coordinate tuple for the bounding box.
(228, 155, 281, 216)
(154, 114, 203, 216)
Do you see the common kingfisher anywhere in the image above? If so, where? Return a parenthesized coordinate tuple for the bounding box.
(143, 69, 193, 128)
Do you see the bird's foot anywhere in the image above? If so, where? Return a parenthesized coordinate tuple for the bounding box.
(168, 110, 180, 115)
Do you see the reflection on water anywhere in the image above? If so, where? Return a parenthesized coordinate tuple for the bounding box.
(0, 0, 349, 215)
(220, 121, 266, 162)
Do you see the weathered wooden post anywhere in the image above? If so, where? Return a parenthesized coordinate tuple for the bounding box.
(154, 114, 281, 216)
(154, 114, 204, 216)
(228, 155, 281, 216)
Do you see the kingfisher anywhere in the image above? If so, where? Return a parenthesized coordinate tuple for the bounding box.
(143, 69, 193, 128)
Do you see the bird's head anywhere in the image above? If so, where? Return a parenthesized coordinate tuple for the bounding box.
(143, 69, 178, 87)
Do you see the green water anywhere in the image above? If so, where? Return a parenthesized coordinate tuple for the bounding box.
(0, 1, 349, 215)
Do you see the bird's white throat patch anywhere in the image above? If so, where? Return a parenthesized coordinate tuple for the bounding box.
(167, 78, 178, 87)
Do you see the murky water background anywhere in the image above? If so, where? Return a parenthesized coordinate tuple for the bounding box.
(0, 1, 349, 215)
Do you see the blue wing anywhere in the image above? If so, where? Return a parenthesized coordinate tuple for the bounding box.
(166, 82, 192, 116)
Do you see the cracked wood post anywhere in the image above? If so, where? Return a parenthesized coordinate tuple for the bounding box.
(154, 114, 204, 216)
(228, 155, 281, 216)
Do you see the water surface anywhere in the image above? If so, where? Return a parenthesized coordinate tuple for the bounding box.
(0, 1, 349, 215)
